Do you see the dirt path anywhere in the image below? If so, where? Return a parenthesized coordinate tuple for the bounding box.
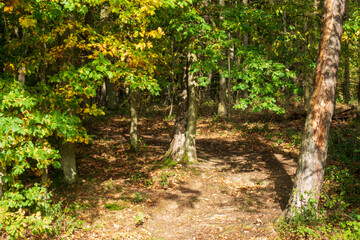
(63, 112, 300, 240)
(141, 153, 296, 239)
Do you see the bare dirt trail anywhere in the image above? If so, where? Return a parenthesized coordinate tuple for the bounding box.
(141, 144, 297, 239)
(64, 111, 300, 240)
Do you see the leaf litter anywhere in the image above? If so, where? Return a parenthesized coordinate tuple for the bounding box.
(51, 107, 303, 239)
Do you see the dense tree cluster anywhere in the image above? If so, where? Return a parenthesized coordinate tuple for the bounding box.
(0, 0, 358, 238)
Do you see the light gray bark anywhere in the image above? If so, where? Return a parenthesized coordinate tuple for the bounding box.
(227, 32, 234, 106)
(218, 74, 227, 118)
(208, 70, 213, 98)
(100, 81, 106, 106)
(18, 66, 25, 85)
(60, 141, 77, 184)
(184, 54, 198, 163)
(166, 63, 189, 161)
(283, 0, 345, 218)
(165, 88, 187, 161)
(130, 89, 138, 151)
(217, 0, 227, 118)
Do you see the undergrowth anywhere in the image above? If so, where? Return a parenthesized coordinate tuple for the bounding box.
(277, 124, 360, 239)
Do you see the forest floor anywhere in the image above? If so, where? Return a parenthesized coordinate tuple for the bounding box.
(53, 105, 311, 240)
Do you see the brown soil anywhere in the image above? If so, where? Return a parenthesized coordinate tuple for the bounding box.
(54, 108, 302, 240)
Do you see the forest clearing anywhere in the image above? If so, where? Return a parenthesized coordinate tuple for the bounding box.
(27, 104, 359, 240)
(1, 0, 360, 239)
(57, 106, 300, 240)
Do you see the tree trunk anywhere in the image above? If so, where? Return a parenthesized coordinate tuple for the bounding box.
(208, 70, 213, 99)
(283, 0, 345, 219)
(217, 0, 227, 118)
(228, 32, 234, 106)
(344, 41, 350, 104)
(166, 52, 198, 163)
(59, 141, 77, 184)
(169, 38, 176, 117)
(18, 66, 25, 85)
(240, 0, 249, 99)
(130, 89, 138, 151)
(303, 75, 314, 111)
(184, 54, 198, 163)
(0, 164, 6, 199)
(106, 78, 117, 110)
(218, 74, 227, 118)
(165, 87, 187, 161)
(99, 81, 106, 106)
(357, 36, 360, 117)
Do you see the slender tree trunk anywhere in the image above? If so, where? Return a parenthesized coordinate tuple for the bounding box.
(130, 89, 138, 151)
(40, 20, 50, 185)
(283, 0, 345, 219)
(60, 141, 77, 184)
(208, 70, 213, 99)
(303, 74, 314, 110)
(302, 17, 314, 111)
(169, 38, 176, 117)
(240, 0, 249, 99)
(184, 53, 198, 163)
(228, 32, 234, 106)
(218, 0, 227, 118)
(0, 163, 5, 199)
(100, 81, 106, 106)
(344, 41, 350, 104)
(106, 78, 117, 110)
(218, 73, 227, 117)
(18, 66, 25, 85)
(283, 10, 292, 108)
(357, 36, 360, 117)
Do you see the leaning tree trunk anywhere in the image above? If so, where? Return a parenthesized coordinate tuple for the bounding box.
(283, 0, 345, 219)
(130, 89, 138, 151)
(59, 141, 77, 184)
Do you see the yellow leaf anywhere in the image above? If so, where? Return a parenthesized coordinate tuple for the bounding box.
(3, 6, 14, 13)
(146, 41, 153, 48)
(136, 42, 146, 50)
(19, 16, 37, 28)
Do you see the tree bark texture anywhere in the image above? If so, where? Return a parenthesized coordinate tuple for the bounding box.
(217, 0, 227, 118)
(166, 53, 198, 164)
(60, 141, 77, 184)
(218, 74, 227, 118)
(284, 0, 345, 218)
(130, 89, 138, 151)
(165, 87, 187, 161)
(184, 55, 198, 163)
